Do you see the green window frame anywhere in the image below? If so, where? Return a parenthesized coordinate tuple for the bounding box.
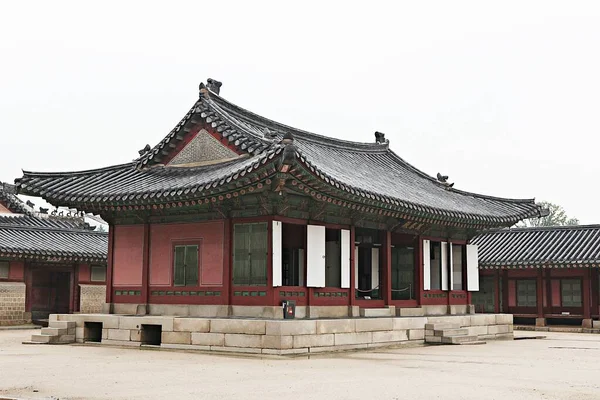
(233, 222, 268, 286)
(173, 244, 199, 287)
(0, 260, 8, 279)
(561, 279, 582, 307)
(516, 279, 537, 307)
(90, 265, 106, 282)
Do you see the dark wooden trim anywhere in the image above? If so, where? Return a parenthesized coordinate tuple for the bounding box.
(106, 224, 115, 304)
(383, 230, 392, 305)
(536, 269, 544, 318)
(494, 269, 500, 313)
(583, 268, 591, 319)
(224, 218, 232, 308)
(416, 235, 423, 306)
(349, 226, 356, 306)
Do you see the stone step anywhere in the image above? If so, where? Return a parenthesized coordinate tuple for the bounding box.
(49, 321, 76, 329)
(425, 323, 459, 331)
(434, 328, 469, 337)
(31, 334, 58, 344)
(359, 308, 394, 317)
(41, 327, 68, 336)
(441, 335, 479, 345)
(425, 336, 442, 344)
(57, 334, 76, 343)
(459, 341, 487, 346)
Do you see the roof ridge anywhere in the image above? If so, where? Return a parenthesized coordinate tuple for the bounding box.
(205, 92, 388, 152)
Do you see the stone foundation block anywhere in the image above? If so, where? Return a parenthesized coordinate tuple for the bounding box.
(173, 318, 210, 333)
(408, 329, 425, 340)
(307, 306, 349, 318)
(470, 314, 497, 326)
(535, 318, 546, 327)
(309, 344, 369, 353)
(191, 332, 225, 346)
(355, 318, 393, 332)
(112, 303, 139, 315)
(348, 306, 361, 317)
(224, 334, 262, 348)
(495, 333, 514, 340)
(161, 343, 211, 351)
(448, 305, 468, 315)
(101, 339, 141, 347)
(107, 329, 131, 341)
(130, 330, 141, 342)
(334, 332, 372, 346)
(162, 331, 191, 345)
(495, 314, 513, 325)
(266, 320, 317, 336)
(102, 329, 109, 339)
(393, 317, 427, 330)
(397, 308, 425, 317)
(262, 348, 309, 355)
(75, 327, 84, 339)
(293, 334, 334, 348)
(210, 346, 262, 354)
(211, 319, 266, 335)
(593, 320, 600, 329)
(422, 305, 448, 316)
(582, 319, 593, 329)
(119, 316, 174, 331)
(229, 306, 282, 319)
(467, 325, 489, 336)
(316, 319, 355, 334)
(488, 325, 510, 334)
(261, 335, 293, 350)
(372, 330, 408, 343)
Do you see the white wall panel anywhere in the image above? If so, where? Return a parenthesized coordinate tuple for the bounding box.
(423, 239, 431, 290)
(272, 221, 282, 287)
(340, 229, 350, 289)
(306, 225, 326, 287)
(467, 244, 480, 291)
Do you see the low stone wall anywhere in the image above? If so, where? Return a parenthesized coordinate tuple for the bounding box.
(0, 282, 29, 326)
(79, 285, 106, 314)
(53, 313, 513, 355)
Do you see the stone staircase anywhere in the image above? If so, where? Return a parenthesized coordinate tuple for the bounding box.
(28, 321, 76, 344)
(425, 323, 485, 345)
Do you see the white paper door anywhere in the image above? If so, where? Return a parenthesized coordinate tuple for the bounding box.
(441, 242, 448, 291)
(340, 229, 350, 289)
(423, 239, 431, 290)
(307, 225, 326, 287)
(371, 248, 379, 289)
(466, 244, 479, 291)
(272, 221, 282, 287)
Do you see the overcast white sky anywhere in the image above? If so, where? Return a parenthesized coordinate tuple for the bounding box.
(1, 1, 598, 223)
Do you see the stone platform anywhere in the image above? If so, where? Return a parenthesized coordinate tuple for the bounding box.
(48, 313, 514, 355)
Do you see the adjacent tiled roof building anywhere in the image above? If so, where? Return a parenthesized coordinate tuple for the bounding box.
(16, 79, 544, 229)
(0, 184, 108, 263)
(472, 225, 600, 269)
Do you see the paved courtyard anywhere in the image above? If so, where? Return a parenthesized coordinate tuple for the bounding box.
(1, 329, 599, 400)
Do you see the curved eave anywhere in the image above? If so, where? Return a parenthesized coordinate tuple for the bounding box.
(293, 148, 542, 227)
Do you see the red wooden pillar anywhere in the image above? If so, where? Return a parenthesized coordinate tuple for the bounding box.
(582, 268, 592, 326)
(105, 224, 115, 305)
(536, 268, 544, 321)
(501, 269, 509, 313)
(223, 219, 232, 308)
(383, 230, 392, 305)
(349, 226, 356, 306)
(416, 236, 423, 306)
(140, 223, 150, 306)
(494, 269, 501, 313)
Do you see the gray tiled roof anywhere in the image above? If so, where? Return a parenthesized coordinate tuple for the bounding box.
(16, 82, 544, 226)
(0, 218, 107, 263)
(471, 225, 600, 268)
(0, 182, 31, 215)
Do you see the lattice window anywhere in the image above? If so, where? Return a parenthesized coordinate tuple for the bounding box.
(233, 223, 267, 286)
(561, 279, 582, 307)
(516, 279, 537, 307)
(173, 245, 200, 286)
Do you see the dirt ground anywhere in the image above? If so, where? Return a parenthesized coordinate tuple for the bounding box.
(1, 330, 599, 400)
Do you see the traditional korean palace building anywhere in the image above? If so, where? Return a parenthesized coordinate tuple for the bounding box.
(16, 79, 545, 320)
(0, 182, 107, 325)
(472, 225, 600, 328)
